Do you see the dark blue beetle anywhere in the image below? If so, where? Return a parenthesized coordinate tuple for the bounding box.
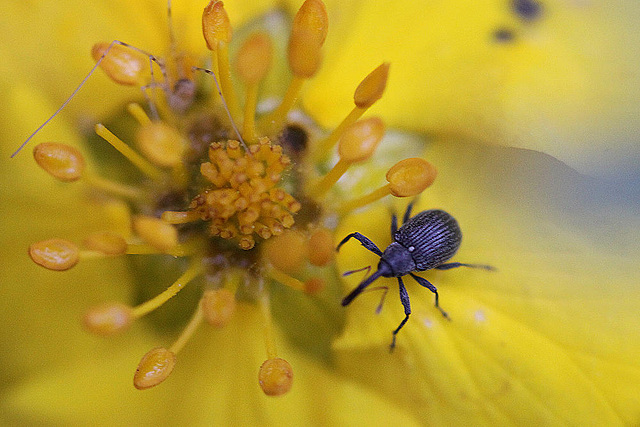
(337, 202, 493, 350)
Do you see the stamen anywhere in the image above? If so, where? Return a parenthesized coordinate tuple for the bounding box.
(135, 122, 186, 167)
(236, 33, 273, 142)
(264, 0, 328, 132)
(201, 288, 236, 327)
(169, 298, 205, 354)
(161, 210, 201, 224)
(127, 103, 152, 126)
(33, 143, 85, 182)
(267, 267, 305, 292)
(133, 215, 178, 252)
(91, 42, 147, 86)
(308, 117, 385, 198)
(94, 124, 163, 180)
(29, 238, 79, 271)
(258, 358, 294, 397)
(307, 228, 334, 266)
(202, 1, 242, 122)
(125, 242, 198, 257)
(131, 259, 203, 319)
(313, 63, 390, 157)
(133, 347, 177, 390)
(83, 302, 133, 336)
(83, 231, 128, 255)
(339, 158, 437, 214)
(82, 172, 143, 199)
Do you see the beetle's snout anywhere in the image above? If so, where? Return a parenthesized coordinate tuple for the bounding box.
(380, 242, 415, 277)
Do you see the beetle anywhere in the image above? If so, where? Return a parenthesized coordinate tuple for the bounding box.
(337, 202, 493, 350)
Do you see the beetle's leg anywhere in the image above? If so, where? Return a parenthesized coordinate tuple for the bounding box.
(390, 212, 398, 237)
(435, 262, 495, 271)
(403, 201, 415, 225)
(390, 277, 411, 352)
(336, 232, 383, 256)
(410, 273, 450, 319)
(342, 269, 384, 306)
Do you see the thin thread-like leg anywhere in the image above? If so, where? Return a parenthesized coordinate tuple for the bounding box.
(336, 232, 383, 256)
(436, 262, 495, 271)
(390, 277, 411, 352)
(391, 213, 398, 237)
(410, 273, 450, 319)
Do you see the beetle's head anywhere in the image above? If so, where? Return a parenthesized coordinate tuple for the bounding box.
(379, 241, 415, 277)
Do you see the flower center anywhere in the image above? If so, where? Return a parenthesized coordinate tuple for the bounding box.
(25, 0, 438, 396)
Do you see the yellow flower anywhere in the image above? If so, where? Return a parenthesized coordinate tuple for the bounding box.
(1, 0, 639, 425)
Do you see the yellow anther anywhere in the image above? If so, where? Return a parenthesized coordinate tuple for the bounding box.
(309, 117, 385, 198)
(91, 42, 146, 86)
(83, 231, 127, 255)
(258, 358, 294, 396)
(313, 64, 390, 158)
(264, 230, 307, 273)
(338, 117, 385, 162)
(354, 62, 390, 109)
(202, 1, 232, 50)
(29, 238, 79, 271)
(201, 289, 236, 327)
(339, 158, 437, 214)
(308, 228, 334, 266)
(83, 302, 133, 336)
(133, 215, 178, 252)
(238, 235, 256, 250)
(33, 142, 85, 182)
(134, 347, 177, 390)
(236, 33, 273, 85)
(136, 122, 186, 167)
(288, 0, 328, 78)
(386, 157, 438, 197)
(304, 277, 325, 295)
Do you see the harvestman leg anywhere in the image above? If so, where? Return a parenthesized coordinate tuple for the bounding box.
(390, 277, 411, 352)
(410, 273, 450, 319)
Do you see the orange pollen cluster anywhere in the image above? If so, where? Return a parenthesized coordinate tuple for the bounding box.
(192, 137, 301, 249)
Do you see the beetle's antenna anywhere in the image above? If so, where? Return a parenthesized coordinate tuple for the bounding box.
(342, 265, 371, 277)
(193, 66, 248, 152)
(341, 269, 384, 306)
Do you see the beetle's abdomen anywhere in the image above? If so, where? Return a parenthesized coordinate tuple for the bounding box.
(394, 209, 462, 271)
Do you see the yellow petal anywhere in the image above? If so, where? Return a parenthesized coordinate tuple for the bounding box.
(299, 0, 640, 175)
(335, 140, 640, 424)
(3, 305, 422, 425)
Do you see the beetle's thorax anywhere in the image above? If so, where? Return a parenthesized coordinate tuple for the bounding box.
(379, 241, 416, 277)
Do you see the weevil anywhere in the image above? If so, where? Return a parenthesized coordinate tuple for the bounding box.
(337, 202, 493, 350)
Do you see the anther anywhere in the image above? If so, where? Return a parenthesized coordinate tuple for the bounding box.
(33, 143, 85, 182)
(133, 215, 178, 253)
(304, 277, 325, 295)
(134, 347, 177, 390)
(136, 122, 186, 167)
(339, 158, 437, 213)
(83, 302, 133, 336)
(201, 289, 236, 327)
(91, 42, 147, 86)
(83, 231, 128, 255)
(258, 358, 294, 396)
(236, 33, 273, 142)
(307, 228, 334, 266)
(29, 238, 79, 271)
(309, 117, 385, 198)
(314, 63, 390, 156)
(265, 0, 328, 132)
(202, 1, 241, 121)
(263, 230, 307, 273)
